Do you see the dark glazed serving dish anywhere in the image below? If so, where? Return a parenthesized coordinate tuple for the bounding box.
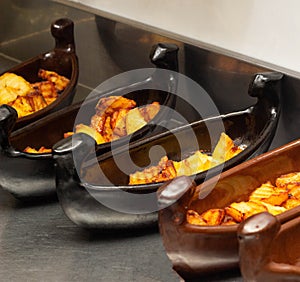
(0, 43, 179, 200)
(0, 18, 79, 129)
(157, 138, 300, 281)
(52, 72, 282, 230)
(238, 212, 300, 281)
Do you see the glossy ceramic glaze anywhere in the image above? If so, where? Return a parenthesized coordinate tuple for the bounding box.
(53, 72, 283, 230)
(238, 212, 300, 282)
(157, 138, 300, 280)
(0, 43, 179, 199)
(0, 18, 79, 129)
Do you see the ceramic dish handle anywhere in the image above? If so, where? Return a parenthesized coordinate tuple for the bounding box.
(0, 105, 18, 151)
(53, 133, 96, 182)
(249, 72, 283, 104)
(157, 176, 197, 224)
(51, 18, 75, 53)
(238, 212, 300, 281)
(149, 43, 179, 103)
(150, 43, 179, 72)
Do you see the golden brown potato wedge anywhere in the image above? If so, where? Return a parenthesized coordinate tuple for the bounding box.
(125, 107, 147, 135)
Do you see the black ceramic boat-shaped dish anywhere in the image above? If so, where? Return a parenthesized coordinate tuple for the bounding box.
(0, 43, 179, 199)
(52, 72, 283, 230)
(0, 18, 79, 130)
(157, 138, 300, 281)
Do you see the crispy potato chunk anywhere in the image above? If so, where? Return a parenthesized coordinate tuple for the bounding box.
(139, 101, 160, 122)
(129, 156, 177, 185)
(64, 132, 74, 138)
(275, 172, 300, 190)
(8, 92, 48, 118)
(90, 96, 158, 142)
(1, 69, 69, 119)
(38, 69, 70, 92)
(125, 107, 147, 135)
(173, 151, 212, 177)
(212, 132, 242, 165)
(250, 182, 288, 206)
(187, 171, 300, 226)
(129, 133, 243, 185)
(282, 198, 300, 210)
(23, 146, 51, 154)
(201, 208, 225, 225)
(90, 113, 106, 135)
(0, 73, 32, 104)
(75, 124, 106, 145)
(102, 116, 113, 142)
(31, 81, 58, 105)
(226, 201, 267, 222)
(111, 108, 129, 140)
(95, 96, 136, 116)
(186, 210, 207, 225)
(8, 96, 34, 117)
(289, 186, 300, 200)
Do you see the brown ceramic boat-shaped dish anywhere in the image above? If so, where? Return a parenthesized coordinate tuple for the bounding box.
(0, 18, 79, 129)
(0, 43, 179, 200)
(52, 72, 282, 230)
(238, 212, 300, 282)
(157, 138, 300, 281)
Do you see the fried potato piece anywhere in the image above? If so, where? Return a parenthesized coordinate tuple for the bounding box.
(111, 108, 129, 140)
(129, 156, 176, 185)
(289, 186, 300, 200)
(173, 150, 212, 177)
(212, 132, 242, 165)
(0, 73, 32, 104)
(125, 107, 147, 135)
(129, 132, 244, 185)
(31, 81, 58, 105)
(95, 96, 136, 116)
(38, 69, 70, 92)
(8, 92, 47, 118)
(225, 201, 267, 222)
(64, 132, 74, 138)
(23, 146, 52, 154)
(275, 172, 300, 190)
(75, 124, 106, 145)
(187, 171, 300, 227)
(186, 210, 207, 225)
(102, 116, 113, 142)
(27, 92, 48, 111)
(8, 96, 33, 117)
(282, 198, 300, 210)
(1, 70, 68, 119)
(249, 182, 288, 206)
(259, 202, 287, 215)
(90, 113, 106, 135)
(201, 208, 225, 225)
(139, 101, 160, 122)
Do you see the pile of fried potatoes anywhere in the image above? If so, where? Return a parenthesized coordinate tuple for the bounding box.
(129, 133, 243, 185)
(0, 70, 69, 118)
(186, 172, 300, 226)
(24, 95, 160, 153)
(72, 95, 160, 144)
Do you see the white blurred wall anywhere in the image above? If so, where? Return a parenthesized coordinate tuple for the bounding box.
(64, 0, 300, 76)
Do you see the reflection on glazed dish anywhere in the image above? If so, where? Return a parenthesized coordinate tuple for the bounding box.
(187, 171, 300, 226)
(129, 132, 243, 185)
(0, 70, 69, 118)
(24, 95, 160, 153)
